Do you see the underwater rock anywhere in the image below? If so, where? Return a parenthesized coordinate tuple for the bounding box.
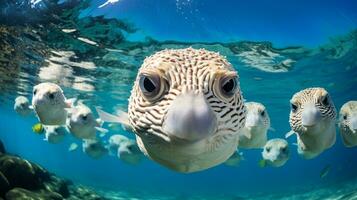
(0, 155, 49, 189)
(5, 188, 63, 200)
(0, 171, 10, 197)
(0, 154, 50, 190)
(0, 141, 106, 199)
(42, 175, 71, 198)
(0, 140, 5, 154)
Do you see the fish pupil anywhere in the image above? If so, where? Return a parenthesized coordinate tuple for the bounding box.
(144, 77, 156, 93)
(261, 110, 265, 116)
(291, 103, 298, 112)
(281, 147, 287, 153)
(49, 93, 55, 99)
(322, 95, 329, 106)
(222, 78, 235, 94)
(266, 147, 271, 153)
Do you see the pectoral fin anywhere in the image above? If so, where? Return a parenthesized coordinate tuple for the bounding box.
(268, 127, 276, 132)
(95, 107, 130, 128)
(65, 98, 77, 108)
(285, 130, 295, 138)
(68, 143, 78, 152)
(244, 131, 252, 139)
(95, 127, 108, 134)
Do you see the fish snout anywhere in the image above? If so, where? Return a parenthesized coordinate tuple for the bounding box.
(33, 91, 49, 105)
(268, 152, 279, 162)
(33, 96, 45, 107)
(245, 112, 260, 128)
(350, 116, 357, 133)
(302, 104, 322, 127)
(163, 92, 217, 142)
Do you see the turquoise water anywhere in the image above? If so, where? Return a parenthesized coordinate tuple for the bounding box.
(0, 0, 357, 199)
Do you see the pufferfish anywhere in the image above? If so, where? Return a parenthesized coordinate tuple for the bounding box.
(287, 87, 336, 159)
(14, 96, 33, 116)
(31, 82, 76, 125)
(338, 101, 357, 147)
(67, 102, 108, 140)
(260, 138, 290, 168)
(97, 48, 246, 173)
(238, 102, 271, 149)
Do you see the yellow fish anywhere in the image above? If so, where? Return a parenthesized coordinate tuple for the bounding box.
(258, 159, 267, 168)
(32, 123, 44, 134)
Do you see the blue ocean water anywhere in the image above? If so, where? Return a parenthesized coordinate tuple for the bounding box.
(0, 0, 357, 199)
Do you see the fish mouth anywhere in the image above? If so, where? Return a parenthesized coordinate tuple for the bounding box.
(245, 125, 262, 131)
(162, 92, 217, 143)
(269, 153, 287, 163)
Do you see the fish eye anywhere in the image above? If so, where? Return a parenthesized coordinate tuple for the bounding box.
(221, 77, 237, 97)
(128, 145, 134, 151)
(141, 76, 156, 93)
(261, 110, 265, 117)
(321, 95, 329, 106)
(266, 147, 271, 153)
(81, 115, 88, 121)
(280, 147, 287, 153)
(291, 103, 298, 113)
(48, 93, 55, 100)
(139, 73, 166, 101)
(343, 114, 347, 120)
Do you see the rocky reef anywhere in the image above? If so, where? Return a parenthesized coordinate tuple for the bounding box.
(0, 139, 106, 200)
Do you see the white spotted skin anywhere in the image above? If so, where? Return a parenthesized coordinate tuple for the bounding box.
(238, 102, 270, 149)
(339, 101, 357, 147)
(128, 48, 246, 173)
(262, 138, 290, 167)
(14, 96, 32, 116)
(289, 88, 337, 159)
(44, 126, 67, 144)
(68, 103, 98, 139)
(31, 83, 68, 125)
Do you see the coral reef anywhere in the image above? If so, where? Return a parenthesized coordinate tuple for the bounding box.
(0, 139, 106, 200)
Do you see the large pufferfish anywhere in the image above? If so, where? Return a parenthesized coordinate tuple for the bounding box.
(97, 48, 246, 173)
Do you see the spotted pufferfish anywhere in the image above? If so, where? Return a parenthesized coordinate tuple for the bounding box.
(287, 87, 337, 159)
(97, 48, 246, 173)
(338, 101, 357, 147)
